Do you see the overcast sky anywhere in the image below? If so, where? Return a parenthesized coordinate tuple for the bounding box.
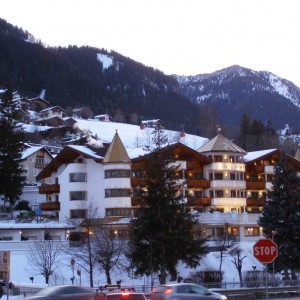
(1, 0, 300, 86)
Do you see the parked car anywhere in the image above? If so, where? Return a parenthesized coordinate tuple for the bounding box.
(24, 285, 97, 300)
(151, 283, 227, 300)
(98, 292, 147, 300)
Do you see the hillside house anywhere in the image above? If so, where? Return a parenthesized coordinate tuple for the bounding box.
(28, 97, 50, 111)
(39, 106, 66, 119)
(20, 145, 53, 204)
(94, 114, 112, 122)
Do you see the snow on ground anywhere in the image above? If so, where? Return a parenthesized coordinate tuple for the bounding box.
(9, 242, 264, 288)
(73, 119, 208, 151)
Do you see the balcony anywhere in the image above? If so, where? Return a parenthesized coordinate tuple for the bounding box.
(39, 184, 60, 194)
(246, 181, 265, 190)
(40, 201, 60, 211)
(131, 178, 146, 188)
(187, 179, 210, 189)
(131, 197, 142, 206)
(35, 162, 48, 169)
(253, 165, 264, 173)
(246, 197, 265, 206)
(187, 197, 211, 206)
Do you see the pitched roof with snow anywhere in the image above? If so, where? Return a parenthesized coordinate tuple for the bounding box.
(243, 149, 277, 162)
(197, 134, 246, 154)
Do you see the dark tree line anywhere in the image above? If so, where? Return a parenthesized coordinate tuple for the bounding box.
(0, 87, 25, 208)
(237, 113, 279, 151)
(258, 154, 300, 279)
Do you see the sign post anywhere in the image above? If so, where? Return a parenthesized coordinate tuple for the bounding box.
(0, 252, 10, 300)
(253, 239, 278, 299)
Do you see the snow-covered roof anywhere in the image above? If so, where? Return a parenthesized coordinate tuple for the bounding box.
(21, 146, 44, 159)
(244, 149, 277, 162)
(67, 145, 103, 159)
(39, 106, 65, 113)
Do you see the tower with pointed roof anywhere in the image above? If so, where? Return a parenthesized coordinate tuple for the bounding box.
(197, 132, 247, 213)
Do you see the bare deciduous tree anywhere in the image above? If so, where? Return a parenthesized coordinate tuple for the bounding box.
(26, 240, 63, 284)
(64, 200, 100, 287)
(229, 245, 247, 287)
(94, 227, 126, 285)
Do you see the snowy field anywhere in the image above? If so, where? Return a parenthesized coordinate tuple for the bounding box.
(8, 242, 263, 289)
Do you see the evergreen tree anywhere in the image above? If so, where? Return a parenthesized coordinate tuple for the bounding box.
(0, 87, 25, 208)
(258, 154, 300, 279)
(127, 127, 207, 285)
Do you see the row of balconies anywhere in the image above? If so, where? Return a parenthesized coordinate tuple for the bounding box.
(131, 196, 265, 207)
(38, 196, 265, 212)
(131, 178, 211, 189)
(131, 178, 267, 190)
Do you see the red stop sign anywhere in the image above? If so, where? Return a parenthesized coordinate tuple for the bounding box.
(253, 238, 278, 263)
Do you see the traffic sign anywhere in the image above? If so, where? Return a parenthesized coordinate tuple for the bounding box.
(253, 238, 278, 263)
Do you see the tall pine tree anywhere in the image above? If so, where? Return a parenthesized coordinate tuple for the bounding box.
(0, 87, 25, 208)
(258, 154, 300, 279)
(127, 127, 206, 284)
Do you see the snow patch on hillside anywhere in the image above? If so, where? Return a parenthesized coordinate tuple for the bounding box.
(97, 53, 113, 70)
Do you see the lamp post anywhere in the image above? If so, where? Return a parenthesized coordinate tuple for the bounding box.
(271, 231, 275, 282)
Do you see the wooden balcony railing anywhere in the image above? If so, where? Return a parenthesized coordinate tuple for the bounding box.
(187, 197, 211, 206)
(35, 162, 48, 169)
(40, 201, 60, 211)
(187, 179, 210, 189)
(131, 197, 142, 206)
(246, 197, 265, 206)
(39, 184, 60, 194)
(246, 181, 265, 190)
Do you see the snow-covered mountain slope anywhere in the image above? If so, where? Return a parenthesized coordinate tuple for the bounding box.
(175, 65, 300, 132)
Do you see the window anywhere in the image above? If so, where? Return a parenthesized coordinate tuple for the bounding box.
(105, 169, 130, 178)
(214, 155, 222, 162)
(215, 190, 224, 197)
(0, 237, 13, 241)
(230, 173, 236, 180)
(69, 173, 87, 182)
(70, 191, 87, 201)
(106, 208, 133, 216)
(70, 209, 87, 219)
(105, 189, 131, 197)
(214, 173, 223, 180)
(231, 190, 236, 197)
(194, 190, 203, 198)
(245, 227, 260, 236)
(194, 173, 203, 180)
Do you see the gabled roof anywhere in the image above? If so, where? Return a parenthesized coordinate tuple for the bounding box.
(28, 97, 50, 104)
(131, 142, 212, 164)
(39, 106, 65, 113)
(103, 132, 130, 163)
(21, 145, 53, 160)
(197, 134, 246, 154)
(244, 149, 277, 162)
(36, 145, 103, 180)
(244, 148, 300, 171)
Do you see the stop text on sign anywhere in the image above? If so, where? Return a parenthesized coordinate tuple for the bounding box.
(254, 246, 276, 256)
(253, 238, 278, 263)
